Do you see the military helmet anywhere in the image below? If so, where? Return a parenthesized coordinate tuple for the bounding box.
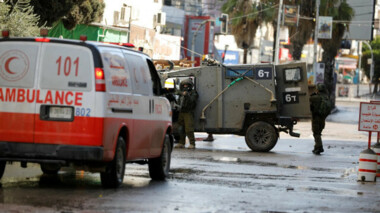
(180, 78, 194, 90)
(316, 83, 327, 93)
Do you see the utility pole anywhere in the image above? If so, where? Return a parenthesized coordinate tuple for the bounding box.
(127, 5, 132, 43)
(357, 41, 362, 98)
(362, 41, 374, 96)
(274, 0, 283, 64)
(313, 0, 320, 82)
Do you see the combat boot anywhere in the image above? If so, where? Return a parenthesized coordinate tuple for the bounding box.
(312, 147, 324, 155)
(188, 144, 196, 149)
(203, 134, 214, 142)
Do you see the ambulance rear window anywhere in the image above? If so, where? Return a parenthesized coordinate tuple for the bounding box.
(0, 42, 39, 88)
(40, 43, 93, 91)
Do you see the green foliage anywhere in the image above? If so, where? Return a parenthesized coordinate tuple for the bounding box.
(0, 0, 41, 37)
(221, 0, 276, 63)
(361, 37, 380, 83)
(62, 0, 105, 30)
(7, 0, 105, 30)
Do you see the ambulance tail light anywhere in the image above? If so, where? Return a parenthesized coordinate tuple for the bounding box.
(95, 68, 106, 92)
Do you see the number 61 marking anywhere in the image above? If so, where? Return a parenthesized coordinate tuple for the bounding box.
(283, 92, 299, 104)
(254, 67, 272, 80)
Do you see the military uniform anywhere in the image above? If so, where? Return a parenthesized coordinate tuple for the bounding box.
(309, 84, 329, 155)
(175, 79, 198, 149)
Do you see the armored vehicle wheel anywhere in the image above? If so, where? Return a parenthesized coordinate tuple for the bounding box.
(101, 136, 126, 188)
(245, 121, 278, 152)
(40, 163, 61, 175)
(0, 161, 5, 179)
(148, 134, 172, 180)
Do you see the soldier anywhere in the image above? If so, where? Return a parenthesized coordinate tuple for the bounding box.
(309, 83, 331, 155)
(175, 78, 198, 149)
(203, 133, 214, 142)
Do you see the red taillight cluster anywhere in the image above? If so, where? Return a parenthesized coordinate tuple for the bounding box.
(95, 68, 106, 92)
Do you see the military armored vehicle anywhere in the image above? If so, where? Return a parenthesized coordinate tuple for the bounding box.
(161, 62, 311, 152)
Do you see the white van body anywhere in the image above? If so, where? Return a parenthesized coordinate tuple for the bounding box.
(0, 37, 173, 187)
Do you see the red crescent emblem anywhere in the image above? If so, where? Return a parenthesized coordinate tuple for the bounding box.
(0, 50, 29, 81)
(5, 56, 17, 74)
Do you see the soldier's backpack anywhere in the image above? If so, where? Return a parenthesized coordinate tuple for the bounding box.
(318, 95, 333, 117)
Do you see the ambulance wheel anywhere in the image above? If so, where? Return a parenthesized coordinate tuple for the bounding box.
(245, 121, 278, 152)
(0, 161, 6, 180)
(148, 134, 171, 180)
(40, 163, 61, 175)
(101, 137, 126, 188)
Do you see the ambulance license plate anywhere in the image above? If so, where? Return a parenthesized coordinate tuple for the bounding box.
(49, 107, 73, 120)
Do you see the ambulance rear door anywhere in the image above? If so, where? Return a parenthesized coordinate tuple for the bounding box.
(35, 42, 98, 146)
(0, 41, 40, 143)
(275, 62, 311, 118)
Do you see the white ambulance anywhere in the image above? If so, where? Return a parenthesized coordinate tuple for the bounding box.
(0, 33, 173, 188)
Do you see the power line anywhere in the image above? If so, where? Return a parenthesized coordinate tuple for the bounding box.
(229, 4, 279, 21)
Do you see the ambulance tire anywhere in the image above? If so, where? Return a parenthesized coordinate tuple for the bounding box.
(148, 134, 171, 180)
(245, 121, 278, 152)
(0, 161, 5, 180)
(101, 137, 126, 188)
(40, 163, 61, 175)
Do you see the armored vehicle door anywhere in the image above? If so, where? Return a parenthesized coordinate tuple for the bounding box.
(275, 62, 311, 118)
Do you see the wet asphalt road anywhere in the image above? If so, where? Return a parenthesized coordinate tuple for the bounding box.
(0, 102, 380, 212)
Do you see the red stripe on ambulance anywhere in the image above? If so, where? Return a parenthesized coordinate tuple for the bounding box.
(0, 88, 83, 106)
(0, 112, 34, 142)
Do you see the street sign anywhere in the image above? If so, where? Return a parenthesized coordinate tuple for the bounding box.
(359, 102, 380, 149)
(359, 102, 380, 132)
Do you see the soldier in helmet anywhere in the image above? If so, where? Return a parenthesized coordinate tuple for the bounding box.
(309, 83, 331, 155)
(174, 78, 198, 149)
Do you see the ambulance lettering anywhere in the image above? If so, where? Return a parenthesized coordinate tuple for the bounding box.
(111, 75, 128, 87)
(155, 104, 162, 114)
(0, 88, 83, 106)
(75, 107, 91, 116)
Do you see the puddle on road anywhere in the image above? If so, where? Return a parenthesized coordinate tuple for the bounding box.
(206, 156, 343, 174)
(212, 156, 241, 162)
(171, 168, 203, 175)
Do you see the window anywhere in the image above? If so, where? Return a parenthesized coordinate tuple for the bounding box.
(284, 68, 302, 82)
(99, 47, 132, 93)
(40, 44, 93, 91)
(123, 52, 152, 96)
(120, 7, 126, 20)
(0, 42, 38, 88)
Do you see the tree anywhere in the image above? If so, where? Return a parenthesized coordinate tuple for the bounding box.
(7, 0, 105, 30)
(0, 0, 41, 37)
(61, 0, 105, 30)
(319, 0, 354, 100)
(222, 0, 276, 64)
(286, 0, 315, 60)
(361, 38, 380, 93)
(285, 0, 353, 103)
